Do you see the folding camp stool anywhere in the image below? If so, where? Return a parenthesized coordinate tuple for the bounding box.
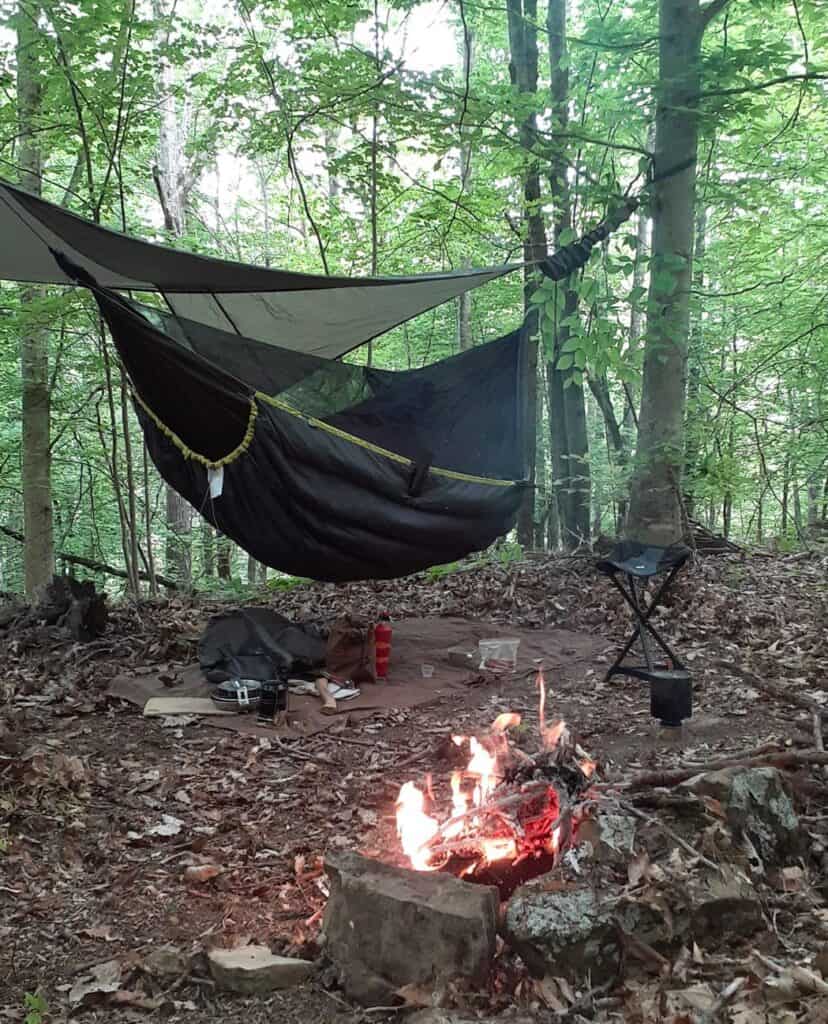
(596, 541, 693, 727)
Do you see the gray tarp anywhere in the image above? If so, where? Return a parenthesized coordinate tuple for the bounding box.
(0, 179, 515, 359)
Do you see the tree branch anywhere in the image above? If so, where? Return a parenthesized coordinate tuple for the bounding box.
(699, 71, 828, 100)
(0, 524, 178, 590)
(700, 0, 732, 30)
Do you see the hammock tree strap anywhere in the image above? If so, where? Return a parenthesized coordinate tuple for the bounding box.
(538, 198, 639, 282)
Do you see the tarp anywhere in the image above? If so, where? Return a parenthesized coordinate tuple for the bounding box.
(0, 179, 515, 358)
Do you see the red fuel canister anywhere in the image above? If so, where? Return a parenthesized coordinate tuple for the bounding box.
(375, 612, 392, 679)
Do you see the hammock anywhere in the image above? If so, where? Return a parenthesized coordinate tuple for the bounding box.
(0, 179, 636, 581)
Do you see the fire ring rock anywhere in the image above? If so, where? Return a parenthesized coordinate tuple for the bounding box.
(503, 888, 619, 982)
(681, 767, 801, 866)
(322, 851, 499, 1006)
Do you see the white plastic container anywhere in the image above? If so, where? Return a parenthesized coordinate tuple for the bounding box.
(478, 638, 521, 672)
(421, 663, 435, 678)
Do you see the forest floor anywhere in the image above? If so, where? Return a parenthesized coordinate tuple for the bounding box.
(1, 549, 827, 1024)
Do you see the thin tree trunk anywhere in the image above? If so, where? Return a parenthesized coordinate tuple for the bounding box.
(506, 0, 544, 550)
(153, 0, 195, 586)
(626, 0, 730, 544)
(202, 523, 215, 577)
(217, 536, 232, 580)
(456, 20, 474, 352)
(142, 441, 158, 595)
(16, 2, 54, 598)
(547, 0, 590, 549)
(683, 205, 707, 519)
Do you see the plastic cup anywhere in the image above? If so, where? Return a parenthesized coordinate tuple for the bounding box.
(421, 663, 435, 679)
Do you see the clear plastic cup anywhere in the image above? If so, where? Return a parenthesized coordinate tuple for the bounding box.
(421, 663, 435, 679)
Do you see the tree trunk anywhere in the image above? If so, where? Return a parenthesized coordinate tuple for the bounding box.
(216, 536, 232, 580)
(506, 0, 544, 549)
(683, 205, 707, 519)
(547, 0, 590, 550)
(456, 21, 474, 352)
(201, 523, 215, 577)
(153, 1, 194, 586)
(625, 0, 729, 545)
(16, 2, 54, 598)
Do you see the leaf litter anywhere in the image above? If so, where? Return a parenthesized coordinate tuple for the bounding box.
(0, 550, 827, 1022)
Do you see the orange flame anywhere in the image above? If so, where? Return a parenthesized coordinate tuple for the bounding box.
(482, 836, 517, 863)
(396, 782, 439, 871)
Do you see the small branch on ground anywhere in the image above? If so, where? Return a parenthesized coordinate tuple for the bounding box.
(623, 750, 828, 791)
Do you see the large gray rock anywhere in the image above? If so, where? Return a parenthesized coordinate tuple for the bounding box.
(322, 851, 498, 1006)
(681, 767, 801, 866)
(503, 888, 618, 981)
(503, 884, 674, 981)
(577, 812, 637, 867)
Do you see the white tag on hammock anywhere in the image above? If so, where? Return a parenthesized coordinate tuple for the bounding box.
(208, 466, 224, 499)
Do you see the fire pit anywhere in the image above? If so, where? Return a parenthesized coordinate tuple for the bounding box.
(395, 664, 596, 898)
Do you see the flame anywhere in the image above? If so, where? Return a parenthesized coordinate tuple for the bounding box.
(467, 736, 498, 806)
(396, 691, 593, 879)
(544, 719, 569, 750)
(537, 663, 546, 739)
(492, 712, 522, 733)
(396, 782, 439, 871)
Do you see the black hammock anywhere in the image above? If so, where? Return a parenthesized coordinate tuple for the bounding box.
(91, 286, 529, 582)
(0, 177, 637, 581)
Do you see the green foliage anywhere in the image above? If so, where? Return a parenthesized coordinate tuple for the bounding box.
(0, 0, 825, 589)
(24, 992, 48, 1024)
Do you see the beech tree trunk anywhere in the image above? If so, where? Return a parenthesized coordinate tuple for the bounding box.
(547, 0, 590, 549)
(626, 0, 730, 545)
(16, 2, 54, 598)
(506, 0, 545, 550)
(456, 22, 474, 352)
(153, 1, 194, 587)
(683, 205, 707, 519)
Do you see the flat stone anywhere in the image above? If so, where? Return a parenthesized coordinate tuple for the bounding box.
(207, 946, 313, 993)
(681, 767, 801, 866)
(322, 851, 498, 1006)
(143, 944, 190, 978)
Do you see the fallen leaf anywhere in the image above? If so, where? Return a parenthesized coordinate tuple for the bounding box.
(395, 983, 434, 1008)
(80, 925, 118, 942)
(627, 849, 650, 887)
(678, 982, 716, 1012)
(69, 959, 122, 1007)
(146, 815, 184, 837)
(184, 864, 221, 883)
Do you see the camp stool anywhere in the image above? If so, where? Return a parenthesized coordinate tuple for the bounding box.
(596, 541, 693, 727)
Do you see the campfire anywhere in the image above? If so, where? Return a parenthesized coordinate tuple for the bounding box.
(395, 664, 597, 896)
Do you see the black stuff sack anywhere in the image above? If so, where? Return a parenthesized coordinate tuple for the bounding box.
(198, 608, 327, 684)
